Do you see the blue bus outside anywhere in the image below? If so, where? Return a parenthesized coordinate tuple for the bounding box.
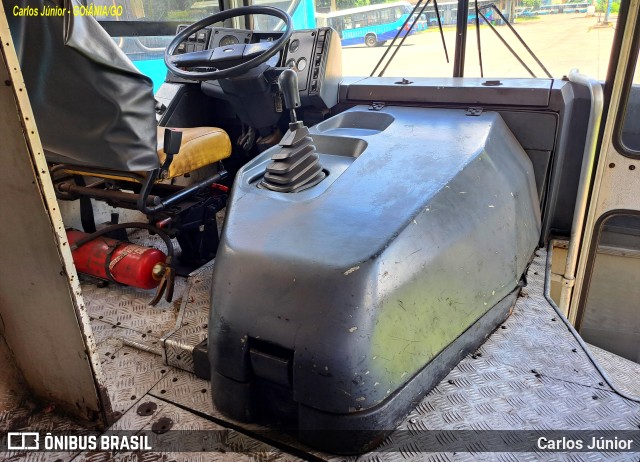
(562, 2, 591, 13)
(467, 6, 494, 23)
(315, 2, 415, 47)
(106, 0, 317, 92)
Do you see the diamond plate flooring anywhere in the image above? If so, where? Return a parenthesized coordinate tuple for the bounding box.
(162, 261, 213, 374)
(588, 344, 640, 398)
(81, 230, 188, 340)
(73, 396, 303, 462)
(3, 247, 640, 461)
(147, 368, 346, 462)
(81, 231, 213, 375)
(99, 248, 640, 461)
(366, 249, 640, 460)
(82, 278, 187, 338)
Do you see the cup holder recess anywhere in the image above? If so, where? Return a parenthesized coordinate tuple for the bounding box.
(315, 111, 395, 137)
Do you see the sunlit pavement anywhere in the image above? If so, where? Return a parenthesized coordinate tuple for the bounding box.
(340, 13, 618, 80)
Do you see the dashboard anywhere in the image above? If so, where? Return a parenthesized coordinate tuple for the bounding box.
(174, 26, 283, 53)
(169, 25, 342, 110)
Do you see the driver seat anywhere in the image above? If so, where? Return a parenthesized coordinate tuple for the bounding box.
(6, 0, 231, 200)
(6, 0, 232, 266)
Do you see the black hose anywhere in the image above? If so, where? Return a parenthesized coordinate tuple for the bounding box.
(70, 222, 174, 262)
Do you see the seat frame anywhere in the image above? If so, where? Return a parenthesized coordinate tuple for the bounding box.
(52, 164, 227, 214)
(51, 163, 228, 272)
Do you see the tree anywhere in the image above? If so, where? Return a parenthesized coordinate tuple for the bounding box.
(333, 0, 395, 10)
(522, 0, 541, 10)
(337, 0, 370, 8)
(596, 0, 620, 13)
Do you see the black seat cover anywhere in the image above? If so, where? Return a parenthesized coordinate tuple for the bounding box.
(5, 0, 160, 171)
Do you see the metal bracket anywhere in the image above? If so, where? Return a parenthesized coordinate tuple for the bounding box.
(466, 107, 484, 116)
(369, 102, 386, 111)
(136, 401, 158, 416)
(394, 78, 413, 85)
(274, 92, 283, 113)
(151, 417, 174, 434)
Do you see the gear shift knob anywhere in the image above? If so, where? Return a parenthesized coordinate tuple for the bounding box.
(278, 68, 301, 122)
(259, 68, 325, 193)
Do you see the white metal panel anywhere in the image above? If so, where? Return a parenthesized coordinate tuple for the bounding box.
(570, 0, 640, 324)
(0, 7, 111, 422)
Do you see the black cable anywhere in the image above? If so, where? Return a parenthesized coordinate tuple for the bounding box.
(543, 244, 640, 403)
(370, 0, 426, 77)
(379, 0, 433, 77)
(480, 4, 552, 78)
(478, 9, 536, 78)
(433, 0, 449, 63)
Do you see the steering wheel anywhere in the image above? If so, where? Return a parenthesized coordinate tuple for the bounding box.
(164, 6, 293, 81)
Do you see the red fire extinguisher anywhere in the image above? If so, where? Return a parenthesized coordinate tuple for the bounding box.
(67, 229, 167, 290)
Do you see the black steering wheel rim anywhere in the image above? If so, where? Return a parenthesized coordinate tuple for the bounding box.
(164, 6, 293, 81)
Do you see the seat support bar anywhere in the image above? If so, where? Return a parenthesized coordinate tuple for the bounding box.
(57, 182, 161, 206)
(138, 170, 228, 214)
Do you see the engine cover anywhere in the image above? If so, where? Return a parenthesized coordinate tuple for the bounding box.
(209, 106, 541, 453)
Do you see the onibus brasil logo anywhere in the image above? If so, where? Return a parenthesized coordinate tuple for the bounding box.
(6, 432, 152, 451)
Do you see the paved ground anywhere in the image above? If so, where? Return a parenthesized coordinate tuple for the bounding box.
(340, 13, 619, 80)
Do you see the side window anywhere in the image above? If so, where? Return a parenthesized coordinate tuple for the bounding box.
(580, 214, 640, 363)
(366, 11, 379, 26)
(620, 50, 640, 153)
(353, 13, 364, 28)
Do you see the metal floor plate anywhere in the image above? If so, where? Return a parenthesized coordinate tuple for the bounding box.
(588, 343, 640, 398)
(162, 261, 214, 374)
(73, 396, 304, 462)
(146, 367, 346, 462)
(110, 248, 638, 462)
(81, 273, 187, 338)
(81, 230, 189, 338)
(367, 249, 640, 460)
(82, 231, 213, 374)
(3, 247, 640, 461)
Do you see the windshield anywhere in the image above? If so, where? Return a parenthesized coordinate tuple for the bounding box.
(316, 0, 617, 80)
(96, 0, 619, 87)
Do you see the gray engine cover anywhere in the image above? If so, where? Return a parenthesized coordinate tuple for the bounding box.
(210, 106, 540, 417)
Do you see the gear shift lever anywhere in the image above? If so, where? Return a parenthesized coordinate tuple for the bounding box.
(279, 68, 301, 123)
(259, 69, 325, 193)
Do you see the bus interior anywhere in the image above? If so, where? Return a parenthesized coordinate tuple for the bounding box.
(1, 0, 640, 458)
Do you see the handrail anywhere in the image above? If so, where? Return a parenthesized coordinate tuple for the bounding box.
(559, 69, 604, 314)
(477, 9, 536, 77)
(370, 0, 429, 77)
(478, 3, 552, 78)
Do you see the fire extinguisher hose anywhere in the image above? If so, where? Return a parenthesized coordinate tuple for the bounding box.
(69, 222, 176, 306)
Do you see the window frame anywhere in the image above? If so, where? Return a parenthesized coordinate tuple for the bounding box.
(99, 21, 184, 37)
(93, 0, 226, 37)
(613, 17, 640, 158)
